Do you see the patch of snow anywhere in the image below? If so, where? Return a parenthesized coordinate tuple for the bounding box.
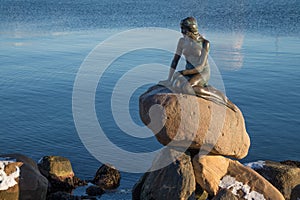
(244, 160, 265, 169)
(219, 175, 266, 200)
(118, 189, 131, 194)
(0, 159, 21, 191)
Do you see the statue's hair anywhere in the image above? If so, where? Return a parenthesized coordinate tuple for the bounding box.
(180, 17, 202, 41)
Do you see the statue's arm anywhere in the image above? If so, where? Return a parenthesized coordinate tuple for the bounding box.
(167, 54, 181, 81)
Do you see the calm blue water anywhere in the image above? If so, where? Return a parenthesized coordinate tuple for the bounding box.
(0, 0, 299, 199)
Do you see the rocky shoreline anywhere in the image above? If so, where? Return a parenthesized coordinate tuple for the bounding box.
(1, 153, 299, 200)
(0, 154, 120, 200)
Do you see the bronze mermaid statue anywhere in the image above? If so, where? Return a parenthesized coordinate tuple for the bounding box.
(159, 16, 236, 111)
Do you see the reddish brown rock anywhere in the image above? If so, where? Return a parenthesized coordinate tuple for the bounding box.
(139, 85, 250, 159)
(192, 155, 285, 200)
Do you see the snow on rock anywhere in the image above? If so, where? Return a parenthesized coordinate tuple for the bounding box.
(0, 158, 20, 191)
(244, 161, 265, 169)
(219, 175, 266, 200)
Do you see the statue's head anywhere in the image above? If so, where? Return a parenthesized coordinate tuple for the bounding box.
(180, 17, 199, 35)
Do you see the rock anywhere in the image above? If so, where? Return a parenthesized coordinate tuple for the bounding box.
(291, 184, 300, 200)
(192, 155, 285, 200)
(0, 159, 22, 200)
(253, 160, 300, 200)
(85, 185, 104, 196)
(81, 196, 97, 200)
(38, 155, 77, 193)
(132, 148, 196, 200)
(195, 184, 209, 200)
(0, 154, 48, 200)
(46, 191, 81, 200)
(212, 188, 239, 200)
(92, 164, 121, 190)
(38, 156, 74, 181)
(139, 85, 250, 159)
(193, 155, 229, 196)
(132, 172, 150, 200)
(73, 176, 88, 187)
(280, 160, 300, 168)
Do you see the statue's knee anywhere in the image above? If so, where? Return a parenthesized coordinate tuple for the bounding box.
(189, 78, 203, 87)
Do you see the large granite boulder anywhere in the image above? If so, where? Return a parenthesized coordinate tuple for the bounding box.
(0, 154, 48, 200)
(132, 148, 196, 200)
(192, 155, 285, 200)
(252, 160, 300, 200)
(139, 85, 250, 159)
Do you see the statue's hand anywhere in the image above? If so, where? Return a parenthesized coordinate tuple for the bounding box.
(158, 79, 171, 87)
(173, 71, 184, 80)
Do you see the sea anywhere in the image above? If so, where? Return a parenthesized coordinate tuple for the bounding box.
(0, 0, 299, 199)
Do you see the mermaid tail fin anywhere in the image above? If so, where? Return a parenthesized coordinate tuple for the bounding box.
(193, 85, 237, 112)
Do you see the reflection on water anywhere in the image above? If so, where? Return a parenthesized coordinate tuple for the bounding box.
(210, 31, 245, 70)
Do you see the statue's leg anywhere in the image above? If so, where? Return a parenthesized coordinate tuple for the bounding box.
(193, 85, 237, 111)
(188, 73, 206, 87)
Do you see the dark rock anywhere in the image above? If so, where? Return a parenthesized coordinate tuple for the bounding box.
(195, 184, 209, 200)
(80, 196, 97, 200)
(46, 191, 81, 200)
(86, 185, 104, 196)
(291, 184, 300, 200)
(132, 172, 150, 200)
(132, 148, 196, 200)
(47, 177, 75, 193)
(45, 175, 87, 193)
(254, 160, 300, 200)
(212, 189, 239, 200)
(92, 164, 121, 190)
(1, 153, 48, 200)
(73, 176, 88, 187)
